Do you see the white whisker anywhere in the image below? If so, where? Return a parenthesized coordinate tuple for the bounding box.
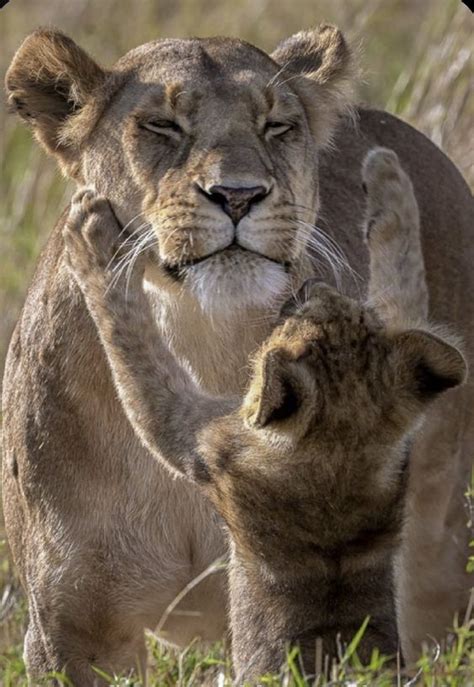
(266, 61, 291, 88)
(292, 219, 362, 296)
(107, 220, 153, 271)
(106, 213, 149, 269)
(274, 69, 313, 89)
(106, 227, 156, 295)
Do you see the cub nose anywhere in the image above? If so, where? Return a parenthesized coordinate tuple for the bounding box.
(205, 185, 269, 225)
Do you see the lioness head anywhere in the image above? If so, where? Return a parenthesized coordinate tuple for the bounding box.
(199, 282, 466, 563)
(6, 26, 355, 313)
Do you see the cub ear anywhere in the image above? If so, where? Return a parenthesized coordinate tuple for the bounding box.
(5, 29, 107, 176)
(242, 348, 308, 429)
(270, 24, 356, 146)
(396, 330, 467, 402)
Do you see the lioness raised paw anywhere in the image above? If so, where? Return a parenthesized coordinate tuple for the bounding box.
(64, 188, 143, 297)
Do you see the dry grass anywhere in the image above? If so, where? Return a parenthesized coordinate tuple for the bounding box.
(0, 0, 473, 682)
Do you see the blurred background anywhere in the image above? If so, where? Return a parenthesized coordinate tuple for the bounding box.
(0, 0, 473, 384)
(0, 0, 473, 669)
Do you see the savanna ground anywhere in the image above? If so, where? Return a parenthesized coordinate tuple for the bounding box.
(0, 0, 473, 683)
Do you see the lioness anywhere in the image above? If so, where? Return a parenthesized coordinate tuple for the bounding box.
(3, 24, 473, 685)
(62, 148, 466, 682)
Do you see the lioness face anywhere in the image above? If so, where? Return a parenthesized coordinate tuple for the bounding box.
(131, 63, 318, 312)
(7, 27, 355, 313)
(83, 40, 321, 313)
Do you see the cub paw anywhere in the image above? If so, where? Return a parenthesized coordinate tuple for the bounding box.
(64, 188, 134, 297)
(362, 147, 418, 245)
(65, 188, 121, 268)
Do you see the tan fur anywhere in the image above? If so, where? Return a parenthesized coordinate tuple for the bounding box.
(61, 150, 465, 682)
(3, 25, 474, 684)
(362, 148, 428, 326)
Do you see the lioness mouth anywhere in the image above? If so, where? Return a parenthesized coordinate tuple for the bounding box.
(162, 243, 291, 281)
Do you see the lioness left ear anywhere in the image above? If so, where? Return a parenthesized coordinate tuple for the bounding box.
(396, 330, 467, 402)
(242, 348, 308, 429)
(270, 24, 356, 146)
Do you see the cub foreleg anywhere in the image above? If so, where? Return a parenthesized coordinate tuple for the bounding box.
(64, 189, 234, 480)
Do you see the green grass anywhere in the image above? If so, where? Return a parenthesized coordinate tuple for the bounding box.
(1, 0, 473, 683)
(1, 620, 473, 685)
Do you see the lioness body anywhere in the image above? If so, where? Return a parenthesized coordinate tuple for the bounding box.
(2, 28, 474, 684)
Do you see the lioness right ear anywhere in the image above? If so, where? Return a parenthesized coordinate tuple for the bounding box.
(6, 29, 107, 177)
(271, 25, 356, 145)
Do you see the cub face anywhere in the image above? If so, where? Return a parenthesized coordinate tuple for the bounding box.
(7, 26, 354, 313)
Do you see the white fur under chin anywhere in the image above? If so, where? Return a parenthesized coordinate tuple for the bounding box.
(184, 251, 289, 316)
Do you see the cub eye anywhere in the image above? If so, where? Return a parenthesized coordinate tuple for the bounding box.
(264, 121, 293, 138)
(141, 120, 183, 139)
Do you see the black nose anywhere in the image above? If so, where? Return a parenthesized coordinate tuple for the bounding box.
(203, 185, 269, 225)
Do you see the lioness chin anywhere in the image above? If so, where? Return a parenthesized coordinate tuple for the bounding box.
(2, 23, 473, 686)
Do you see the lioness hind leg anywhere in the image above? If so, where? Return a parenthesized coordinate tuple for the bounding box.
(362, 147, 428, 325)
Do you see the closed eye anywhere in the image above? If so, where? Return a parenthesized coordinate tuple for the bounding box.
(141, 119, 183, 139)
(264, 121, 293, 138)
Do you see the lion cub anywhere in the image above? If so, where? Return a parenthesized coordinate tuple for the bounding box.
(64, 149, 466, 682)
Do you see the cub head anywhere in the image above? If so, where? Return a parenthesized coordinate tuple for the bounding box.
(6, 26, 355, 313)
(242, 279, 466, 459)
(195, 281, 466, 564)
